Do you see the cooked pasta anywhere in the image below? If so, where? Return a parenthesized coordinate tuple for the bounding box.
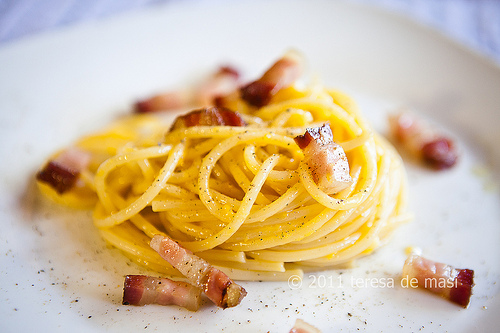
(37, 55, 410, 281)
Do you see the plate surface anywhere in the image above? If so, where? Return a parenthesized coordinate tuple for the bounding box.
(1, 0, 499, 332)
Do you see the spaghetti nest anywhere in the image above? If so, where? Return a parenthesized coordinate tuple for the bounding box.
(38, 81, 409, 282)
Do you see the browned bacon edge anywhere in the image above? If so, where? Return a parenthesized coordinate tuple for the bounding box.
(134, 66, 241, 113)
(150, 235, 247, 309)
(135, 91, 189, 113)
(240, 52, 303, 107)
(449, 268, 474, 307)
(37, 161, 79, 194)
(122, 275, 201, 311)
(421, 137, 457, 170)
(402, 254, 474, 308)
(294, 123, 334, 149)
(388, 111, 458, 170)
(169, 106, 247, 131)
(36, 148, 91, 194)
(217, 66, 239, 79)
(294, 123, 352, 194)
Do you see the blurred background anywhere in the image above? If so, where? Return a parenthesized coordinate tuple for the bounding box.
(0, 0, 499, 66)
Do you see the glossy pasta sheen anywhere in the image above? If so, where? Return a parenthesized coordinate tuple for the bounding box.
(38, 84, 410, 281)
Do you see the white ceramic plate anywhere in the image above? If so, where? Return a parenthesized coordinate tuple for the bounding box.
(1, 0, 499, 332)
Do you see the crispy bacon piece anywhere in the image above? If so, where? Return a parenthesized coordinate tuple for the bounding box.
(135, 91, 190, 113)
(196, 66, 241, 106)
(36, 147, 91, 194)
(402, 254, 474, 308)
(241, 51, 303, 107)
(294, 123, 352, 193)
(388, 111, 458, 169)
(150, 235, 247, 309)
(122, 275, 201, 311)
(289, 319, 321, 333)
(421, 138, 457, 169)
(134, 66, 241, 113)
(170, 106, 247, 131)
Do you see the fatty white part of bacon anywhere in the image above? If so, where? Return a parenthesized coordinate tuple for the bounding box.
(295, 124, 352, 194)
(53, 147, 91, 173)
(302, 138, 352, 193)
(122, 275, 201, 311)
(289, 318, 322, 333)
